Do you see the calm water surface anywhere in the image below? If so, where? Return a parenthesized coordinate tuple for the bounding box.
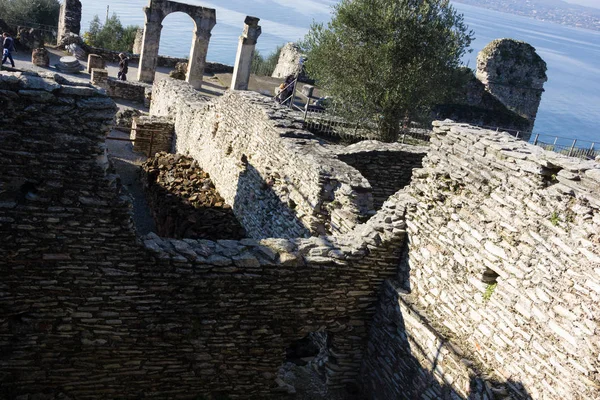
(79, 1, 600, 143)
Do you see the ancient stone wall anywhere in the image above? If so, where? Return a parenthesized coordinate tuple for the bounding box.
(0, 71, 408, 398)
(82, 44, 234, 72)
(361, 282, 512, 399)
(91, 68, 151, 105)
(476, 39, 548, 132)
(361, 121, 600, 399)
(131, 115, 174, 156)
(336, 141, 427, 210)
(150, 79, 374, 239)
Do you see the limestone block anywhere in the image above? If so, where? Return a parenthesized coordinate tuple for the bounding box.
(87, 54, 106, 73)
(301, 85, 314, 98)
(90, 68, 108, 88)
(31, 48, 50, 67)
(272, 42, 304, 79)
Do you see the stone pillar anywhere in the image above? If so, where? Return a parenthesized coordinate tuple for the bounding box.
(186, 15, 216, 90)
(476, 39, 547, 133)
(87, 54, 106, 73)
(91, 69, 109, 90)
(231, 16, 261, 91)
(132, 28, 145, 55)
(137, 18, 163, 84)
(57, 0, 82, 46)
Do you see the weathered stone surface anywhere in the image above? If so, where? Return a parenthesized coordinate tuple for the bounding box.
(141, 153, 246, 240)
(168, 61, 188, 80)
(131, 115, 174, 156)
(31, 48, 50, 67)
(476, 39, 548, 131)
(87, 54, 106, 73)
(361, 121, 600, 400)
(151, 79, 374, 239)
(272, 42, 304, 79)
(138, 0, 216, 89)
(0, 70, 405, 398)
(1, 71, 598, 400)
(57, 0, 82, 46)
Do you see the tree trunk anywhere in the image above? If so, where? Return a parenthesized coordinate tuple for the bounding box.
(378, 113, 401, 143)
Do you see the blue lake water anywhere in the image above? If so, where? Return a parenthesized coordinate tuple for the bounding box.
(79, 1, 600, 143)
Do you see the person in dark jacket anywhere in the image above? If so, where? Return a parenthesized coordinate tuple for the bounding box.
(2, 32, 15, 68)
(117, 52, 129, 81)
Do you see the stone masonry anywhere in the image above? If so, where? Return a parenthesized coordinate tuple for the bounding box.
(131, 115, 174, 157)
(476, 39, 548, 131)
(0, 70, 407, 398)
(231, 16, 262, 91)
(335, 141, 428, 210)
(150, 79, 374, 239)
(1, 70, 599, 399)
(138, 0, 216, 89)
(57, 0, 82, 46)
(361, 121, 600, 399)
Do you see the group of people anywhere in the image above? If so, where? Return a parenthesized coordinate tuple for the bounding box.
(1, 30, 130, 81)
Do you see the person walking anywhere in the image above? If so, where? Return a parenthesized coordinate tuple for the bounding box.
(117, 53, 129, 81)
(2, 32, 16, 68)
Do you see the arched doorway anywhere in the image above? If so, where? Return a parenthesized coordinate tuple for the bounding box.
(137, 0, 216, 89)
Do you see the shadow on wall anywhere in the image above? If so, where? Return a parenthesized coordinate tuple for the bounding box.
(361, 283, 533, 400)
(338, 151, 426, 211)
(140, 155, 247, 240)
(232, 158, 314, 239)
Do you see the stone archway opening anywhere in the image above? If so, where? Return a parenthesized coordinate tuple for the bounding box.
(138, 0, 216, 89)
(158, 12, 196, 60)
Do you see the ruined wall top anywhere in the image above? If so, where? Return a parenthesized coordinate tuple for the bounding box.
(476, 38, 548, 127)
(150, 79, 374, 239)
(272, 42, 304, 79)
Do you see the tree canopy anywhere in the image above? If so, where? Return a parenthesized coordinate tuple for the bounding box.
(301, 0, 474, 141)
(0, 0, 60, 28)
(83, 14, 139, 53)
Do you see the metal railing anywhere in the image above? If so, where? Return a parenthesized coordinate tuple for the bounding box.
(280, 84, 597, 160)
(478, 124, 599, 160)
(3, 19, 58, 35)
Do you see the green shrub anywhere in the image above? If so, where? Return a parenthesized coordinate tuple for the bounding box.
(0, 0, 60, 28)
(83, 14, 139, 53)
(251, 45, 282, 76)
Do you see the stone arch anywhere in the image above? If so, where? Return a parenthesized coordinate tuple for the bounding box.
(137, 0, 216, 89)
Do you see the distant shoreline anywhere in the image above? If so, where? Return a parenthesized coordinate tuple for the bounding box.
(453, 0, 600, 32)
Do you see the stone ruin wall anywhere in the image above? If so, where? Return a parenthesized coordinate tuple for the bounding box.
(57, 0, 82, 46)
(335, 141, 428, 210)
(476, 39, 548, 132)
(361, 121, 600, 399)
(0, 71, 408, 398)
(1, 71, 599, 399)
(150, 79, 374, 239)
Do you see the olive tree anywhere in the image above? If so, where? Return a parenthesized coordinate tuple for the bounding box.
(0, 0, 60, 27)
(301, 0, 473, 142)
(84, 14, 139, 52)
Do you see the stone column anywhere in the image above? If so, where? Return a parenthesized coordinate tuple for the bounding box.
(231, 16, 262, 91)
(186, 16, 216, 90)
(137, 19, 163, 84)
(132, 28, 145, 55)
(56, 0, 82, 46)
